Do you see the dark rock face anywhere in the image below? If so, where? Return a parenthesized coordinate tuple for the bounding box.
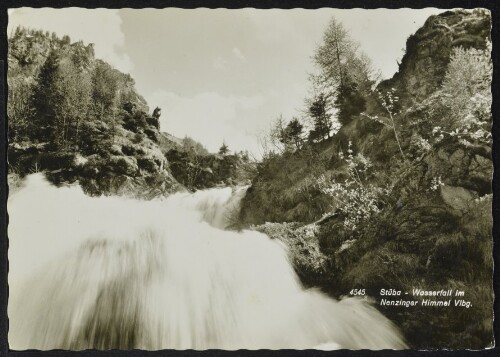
(379, 9, 491, 106)
(424, 145, 492, 195)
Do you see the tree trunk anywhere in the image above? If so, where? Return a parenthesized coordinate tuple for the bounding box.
(74, 117, 80, 152)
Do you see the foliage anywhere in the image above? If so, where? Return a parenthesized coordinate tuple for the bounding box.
(166, 147, 254, 190)
(307, 93, 334, 142)
(90, 60, 121, 139)
(180, 136, 208, 156)
(432, 45, 492, 147)
(279, 118, 304, 149)
(218, 141, 229, 155)
(334, 75, 367, 125)
(268, 115, 306, 152)
(7, 73, 35, 142)
(240, 10, 493, 349)
(8, 27, 174, 196)
(311, 17, 378, 128)
(317, 142, 389, 231)
(312, 17, 358, 97)
(362, 88, 406, 160)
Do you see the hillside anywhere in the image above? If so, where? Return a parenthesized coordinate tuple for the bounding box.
(8, 27, 179, 196)
(7, 28, 255, 196)
(239, 9, 493, 349)
(157, 132, 256, 190)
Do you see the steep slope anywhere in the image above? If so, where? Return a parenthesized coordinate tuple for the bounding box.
(240, 9, 493, 349)
(241, 8, 492, 225)
(8, 27, 256, 196)
(8, 28, 183, 197)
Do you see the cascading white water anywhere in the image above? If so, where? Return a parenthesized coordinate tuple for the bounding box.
(8, 174, 407, 350)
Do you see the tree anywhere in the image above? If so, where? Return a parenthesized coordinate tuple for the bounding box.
(31, 49, 61, 143)
(268, 116, 305, 152)
(308, 93, 333, 142)
(441, 46, 492, 131)
(312, 17, 377, 126)
(92, 61, 120, 118)
(61, 35, 71, 46)
(313, 18, 357, 98)
(219, 141, 229, 155)
(182, 136, 208, 156)
(239, 150, 250, 162)
(57, 55, 92, 150)
(8, 73, 35, 142)
(90, 60, 121, 143)
(334, 74, 367, 125)
(285, 118, 304, 149)
(31, 48, 92, 150)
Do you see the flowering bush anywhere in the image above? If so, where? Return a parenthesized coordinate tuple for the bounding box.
(429, 176, 444, 191)
(432, 45, 492, 147)
(362, 88, 406, 160)
(318, 142, 390, 231)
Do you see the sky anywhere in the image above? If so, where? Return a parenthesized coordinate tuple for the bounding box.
(8, 7, 447, 156)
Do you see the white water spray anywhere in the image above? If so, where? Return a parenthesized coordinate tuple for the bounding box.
(8, 174, 407, 350)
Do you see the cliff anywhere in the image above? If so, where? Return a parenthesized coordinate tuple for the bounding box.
(379, 8, 491, 105)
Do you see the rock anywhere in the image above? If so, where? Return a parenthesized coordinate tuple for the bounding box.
(378, 9, 490, 106)
(449, 148, 470, 178)
(425, 147, 490, 193)
(440, 185, 477, 211)
(468, 154, 492, 191)
(449, 149, 465, 166)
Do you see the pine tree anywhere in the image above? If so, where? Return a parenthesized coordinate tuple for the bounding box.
(308, 93, 332, 142)
(219, 141, 229, 155)
(312, 17, 376, 126)
(286, 118, 304, 149)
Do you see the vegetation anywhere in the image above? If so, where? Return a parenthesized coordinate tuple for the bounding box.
(308, 94, 333, 142)
(7, 9, 493, 350)
(218, 141, 229, 155)
(8, 27, 176, 196)
(310, 17, 377, 127)
(8, 27, 255, 195)
(240, 9, 493, 349)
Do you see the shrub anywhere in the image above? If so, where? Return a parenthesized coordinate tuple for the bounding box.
(317, 142, 390, 232)
(432, 45, 492, 147)
(39, 151, 76, 171)
(109, 156, 138, 176)
(137, 157, 158, 173)
(133, 132, 145, 144)
(144, 128, 159, 142)
(146, 116, 159, 130)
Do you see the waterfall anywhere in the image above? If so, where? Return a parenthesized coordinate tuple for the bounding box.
(8, 174, 407, 350)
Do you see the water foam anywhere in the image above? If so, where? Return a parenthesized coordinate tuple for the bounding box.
(8, 174, 407, 350)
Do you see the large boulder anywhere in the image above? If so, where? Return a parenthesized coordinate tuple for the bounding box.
(439, 185, 477, 212)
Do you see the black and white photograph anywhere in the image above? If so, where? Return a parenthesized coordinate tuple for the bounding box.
(4, 5, 495, 351)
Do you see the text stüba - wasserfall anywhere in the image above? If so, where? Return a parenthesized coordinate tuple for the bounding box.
(377, 288, 471, 309)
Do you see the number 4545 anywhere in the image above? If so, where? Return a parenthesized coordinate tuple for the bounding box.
(349, 289, 366, 296)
